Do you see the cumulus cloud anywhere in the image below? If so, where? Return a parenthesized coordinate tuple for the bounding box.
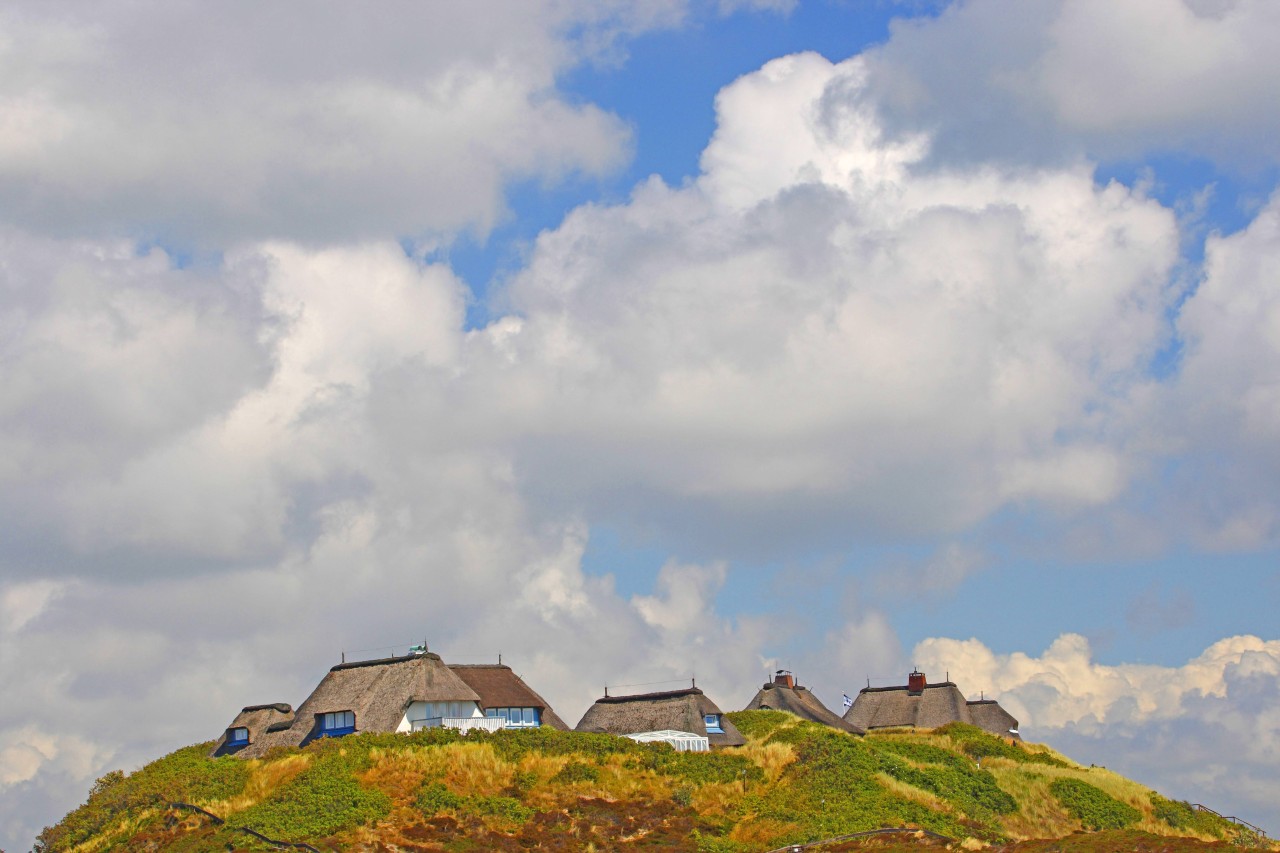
(1162, 193, 1280, 549)
(864, 0, 1280, 167)
(0, 0, 702, 242)
(914, 633, 1280, 824)
(483, 51, 1176, 553)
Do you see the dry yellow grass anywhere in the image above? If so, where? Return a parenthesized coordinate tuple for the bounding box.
(211, 752, 312, 817)
(986, 764, 1077, 839)
(692, 780, 746, 818)
(729, 816, 799, 848)
(68, 810, 160, 853)
(739, 740, 796, 782)
(439, 742, 514, 796)
(874, 770, 955, 814)
(360, 747, 442, 805)
(592, 754, 674, 802)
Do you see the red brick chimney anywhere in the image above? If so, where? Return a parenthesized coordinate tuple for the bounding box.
(773, 670, 796, 689)
(907, 669, 926, 694)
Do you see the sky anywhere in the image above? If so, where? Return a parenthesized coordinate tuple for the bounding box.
(1, 0, 1279, 847)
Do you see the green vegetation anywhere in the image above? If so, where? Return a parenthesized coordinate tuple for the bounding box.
(934, 722, 1068, 767)
(38, 713, 1271, 852)
(231, 744, 391, 838)
(33, 744, 250, 852)
(550, 759, 600, 784)
(1049, 777, 1142, 830)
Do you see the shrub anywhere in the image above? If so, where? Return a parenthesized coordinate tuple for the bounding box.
(32, 744, 252, 850)
(869, 741, 1016, 819)
(551, 760, 600, 785)
(417, 781, 465, 815)
(935, 723, 1067, 767)
(232, 749, 391, 839)
(629, 748, 765, 786)
(468, 794, 534, 825)
(724, 710, 795, 740)
(1151, 795, 1227, 838)
(1049, 778, 1141, 830)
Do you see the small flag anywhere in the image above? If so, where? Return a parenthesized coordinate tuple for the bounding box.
(842, 693, 853, 708)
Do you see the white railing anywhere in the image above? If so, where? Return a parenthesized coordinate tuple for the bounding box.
(411, 716, 506, 734)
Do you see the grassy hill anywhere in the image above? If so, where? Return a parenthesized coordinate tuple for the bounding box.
(34, 711, 1273, 852)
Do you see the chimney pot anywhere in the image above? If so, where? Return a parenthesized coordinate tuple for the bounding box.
(908, 669, 926, 693)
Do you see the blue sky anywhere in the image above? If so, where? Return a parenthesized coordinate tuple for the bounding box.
(2, 1, 1280, 848)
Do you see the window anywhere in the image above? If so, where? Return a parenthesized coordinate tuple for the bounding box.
(486, 707, 540, 727)
(319, 710, 355, 737)
(226, 727, 249, 746)
(704, 714, 724, 733)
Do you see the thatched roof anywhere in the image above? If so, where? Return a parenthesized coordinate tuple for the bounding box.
(743, 681, 864, 734)
(575, 687, 745, 747)
(209, 703, 294, 758)
(235, 651, 479, 758)
(845, 680, 969, 731)
(448, 664, 569, 730)
(966, 699, 1021, 739)
(844, 677, 1020, 737)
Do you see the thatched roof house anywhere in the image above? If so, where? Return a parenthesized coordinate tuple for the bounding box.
(209, 703, 293, 758)
(743, 671, 864, 734)
(967, 699, 1020, 737)
(843, 670, 1020, 738)
(575, 685, 745, 748)
(449, 663, 570, 730)
(230, 650, 491, 758)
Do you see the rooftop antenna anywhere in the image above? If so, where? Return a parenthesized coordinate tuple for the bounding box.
(498, 651, 502, 665)
(604, 685, 609, 697)
(342, 650, 346, 664)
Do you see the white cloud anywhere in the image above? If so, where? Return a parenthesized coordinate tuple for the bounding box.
(864, 0, 1280, 166)
(487, 51, 1177, 550)
(1158, 192, 1280, 549)
(0, 0, 703, 242)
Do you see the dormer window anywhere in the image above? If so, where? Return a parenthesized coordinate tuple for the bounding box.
(319, 710, 355, 737)
(704, 714, 724, 733)
(226, 727, 250, 746)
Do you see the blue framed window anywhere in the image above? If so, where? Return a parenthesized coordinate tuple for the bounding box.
(319, 710, 355, 737)
(485, 707, 540, 727)
(226, 727, 249, 746)
(704, 714, 724, 733)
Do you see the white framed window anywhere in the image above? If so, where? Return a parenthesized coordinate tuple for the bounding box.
(487, 707, 539, 727)
(704, 714, 724, 733)
(226, 727, 250, 745)
(319, 710, 356, 736)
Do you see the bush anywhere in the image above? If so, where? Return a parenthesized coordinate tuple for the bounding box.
(417, 781, 465, 815)
(1151, 795, 1228, 838)
(468, 794, 534, 825)
(551, 760, 600, 785)
(751, 725, 976, 843)
(869, 740, 1016, 818)
(233, 749, 390, 839)
(935, 723, 1067, 767)
(628, 748, 764, 786)
(1050, 778, 1141, 830)
(32, 743, 252, 850)
(724, 710, 795, 739)
(474, 726, 645, 764)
